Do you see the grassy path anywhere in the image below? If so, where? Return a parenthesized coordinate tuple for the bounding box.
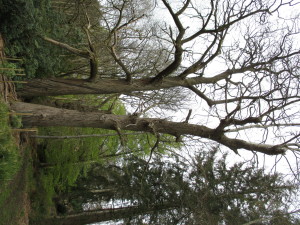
(0, 34, 31, 225)
(0, 147, 31, 225)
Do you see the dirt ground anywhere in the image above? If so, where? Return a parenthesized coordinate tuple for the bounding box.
(0, 34, 31, 225)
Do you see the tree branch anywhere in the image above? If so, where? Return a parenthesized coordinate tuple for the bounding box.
(150, 0, 186, 83)
(42, 36, 90, 59)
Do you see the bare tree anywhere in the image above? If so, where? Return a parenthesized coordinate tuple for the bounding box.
(15, 0, 300, 157)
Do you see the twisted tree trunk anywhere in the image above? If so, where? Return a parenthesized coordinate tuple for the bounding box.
(11, 102, 285, 155)
(17, 73, 228, 97)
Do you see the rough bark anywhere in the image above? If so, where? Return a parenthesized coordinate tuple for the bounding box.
(45, 205, 175, 225)
(17, 74, 228, 97)
(11, 102, 286, 155)
(32, 132, 142, 139)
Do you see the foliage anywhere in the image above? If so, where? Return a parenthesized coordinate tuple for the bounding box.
(68, 148, 297, 225)
(37, 95, 125, 187)
(1, 0, 299, 223)
(10, 114, 22, 128)
(34, 103, 122, 214)
(0, 62, 17, 77)
(32, 94, 183, 215)
(32, 95, 125, 213)
(187, 150, 296, 225)
(11, 0, 299, 157)
(0, 0, 85, 78)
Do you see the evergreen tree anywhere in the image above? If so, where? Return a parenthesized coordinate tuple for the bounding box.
(51, 148, 297, 225)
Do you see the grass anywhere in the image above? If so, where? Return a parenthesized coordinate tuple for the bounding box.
(0, 99, 20, 185)
(0, 147, 31, 225)
(0, 99, 28, 224)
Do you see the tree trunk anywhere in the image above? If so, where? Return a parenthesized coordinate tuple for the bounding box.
(17, 74, 226, 97)
(32, 132, 142, 139)
(11, 102, 285, 155)
(44, 205, 175, 225)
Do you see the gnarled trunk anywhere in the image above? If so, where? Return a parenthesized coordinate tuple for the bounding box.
(17, 77, 184, 97)
(11, 102, 285, 155)
(17, 74, 225, 97)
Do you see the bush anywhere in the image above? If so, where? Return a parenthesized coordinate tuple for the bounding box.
(0, 62, 17, 77)
(0, 0, 84, 78)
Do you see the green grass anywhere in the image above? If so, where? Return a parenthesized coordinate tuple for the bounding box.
(0, 146, 32, 225)
(0, 148, 31, 225)
(0, 99, 25, 225)
(0, 100, 20, 186)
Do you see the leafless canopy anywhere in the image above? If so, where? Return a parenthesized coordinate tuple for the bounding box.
(98, 0, 300, 154)
(33, 0, 300, 159)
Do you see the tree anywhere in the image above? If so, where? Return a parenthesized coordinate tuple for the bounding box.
(44, 148, 298, 225)
(13, 0, 300, 156)
(12, 101, 289, 155)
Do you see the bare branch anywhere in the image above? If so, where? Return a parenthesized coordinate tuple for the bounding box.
(150, 0, 187, 82)
(42, 36, 90, 58)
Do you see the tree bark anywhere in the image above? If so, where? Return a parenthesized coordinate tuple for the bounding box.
(11, 102, 286, 155)
(17, 75, 227, 97)
(44, 205, 175, 225)
(32, 132, 142, 139)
